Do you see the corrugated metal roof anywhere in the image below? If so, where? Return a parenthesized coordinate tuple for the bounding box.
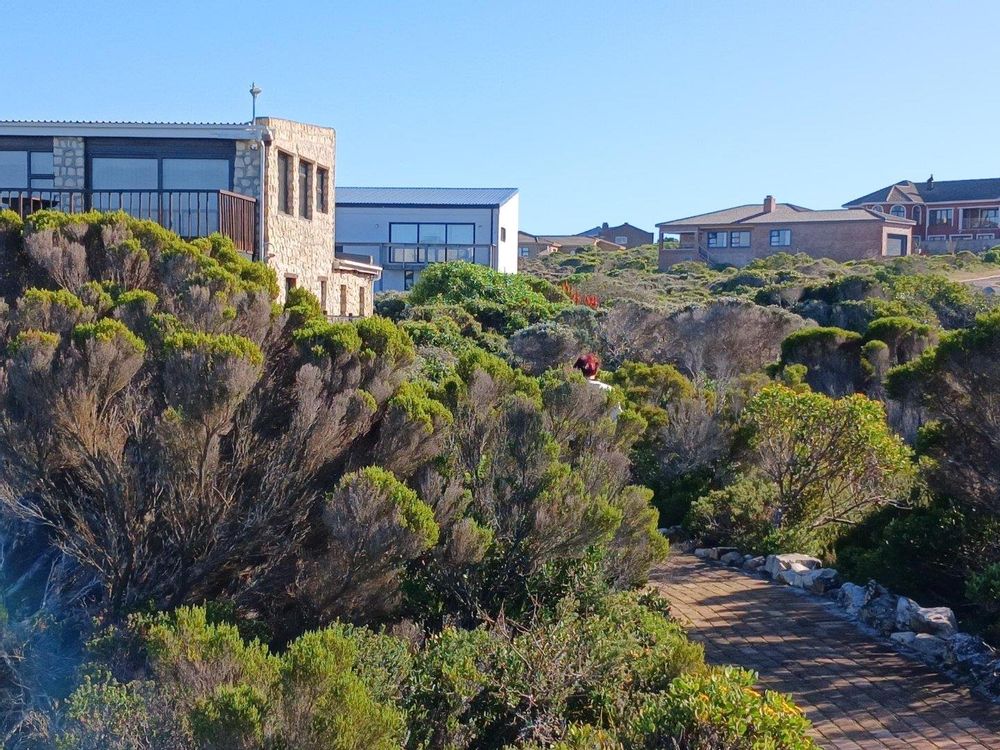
(336, 187, 518, 207)
(0, 120, 248, 126)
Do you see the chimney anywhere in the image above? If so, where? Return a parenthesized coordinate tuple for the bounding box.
(763, 195, 777, 213)
(927, 174, 934, 190)
(602, 222, 609, 229)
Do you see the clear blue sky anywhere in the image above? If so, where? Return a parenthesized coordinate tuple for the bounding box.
(6, 1, 999, 233)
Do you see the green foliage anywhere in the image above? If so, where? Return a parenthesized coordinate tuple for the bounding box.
(72, 318, 147, 354)
(340, 467, 439, 548)
(741, 384, 915, 534)
(408, 261, 566, 334)
(386, 380, 453, 433)
(634, 666, 817, 749)
(686, 476, 779, 552)
(162, 329, 262, 366)
(293, 318, 363, 358)
(606, 361, 695, 431)
(284, 285, 324, 324)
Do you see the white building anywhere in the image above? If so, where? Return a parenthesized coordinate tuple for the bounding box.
(335, 187, 519, 292)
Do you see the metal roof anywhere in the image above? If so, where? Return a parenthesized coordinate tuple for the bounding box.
(336, 187, 518, 207)
(0, 120, 260, 139)
(659, 203, 913, 229)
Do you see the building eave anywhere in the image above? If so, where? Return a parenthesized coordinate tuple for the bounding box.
(0, 121, 263, 140)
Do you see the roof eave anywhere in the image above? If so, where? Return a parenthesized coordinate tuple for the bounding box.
(0, 121, 262, 140)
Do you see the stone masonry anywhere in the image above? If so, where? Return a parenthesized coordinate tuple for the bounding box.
(53, 136, 84, 189)
(233, 140, 262, 200)
(329, 267, 373, 317)
(259, 117, 336, 303)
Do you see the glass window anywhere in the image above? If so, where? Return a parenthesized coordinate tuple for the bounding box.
(285, 276, 297, 297)
(889, 205, 906, 218)
(30, 152, 53, 175)
(871, 205, 884, 213)
(403, 270, 414, 290)
(298, 160, 311, 218)
(928, 208, 953, 226)
(277, 152, 292, 214)
(30, 178, 55, 189)
(614, 235, 628, 245)
(0, 152, 28, 187)
(730, 231, 751, 248)
(520, 247, 530, 257)
(446, 224, 474, 244)
(769, 229, 791, 247)
(706, 231, 728, 248)
(316, 167, 329, 213)
(418, 224, 446, 244)
(962, 207, 999, 229)
(500, 227, 507, 242)
(390, 224, 418, 243)
(162, 159, 229, 190)
(91, 158, 158, 190)
(913, 206, 921, 223)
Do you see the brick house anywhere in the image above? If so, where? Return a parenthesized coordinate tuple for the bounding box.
(657, 195, 914, 269)
(844, 175, 1000, 253)
(579, 221, 654, 248)
(516, 231, 623, 263)
(0, 118, 380, 315)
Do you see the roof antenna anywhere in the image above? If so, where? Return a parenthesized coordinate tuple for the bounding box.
(249, 82, 262, 124)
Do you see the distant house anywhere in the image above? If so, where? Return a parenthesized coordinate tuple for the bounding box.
(580, 221, 653, 248)
(0, 117, 380, 315)
(334, 187, 519, 292)
(657, 195, 914, 269)
(517, 232, 622, 261)
(844, 175, 1000, 252)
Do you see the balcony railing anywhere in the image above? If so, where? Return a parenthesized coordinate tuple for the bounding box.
(0, 188, 257, 255)
(337, 242, 496, 267)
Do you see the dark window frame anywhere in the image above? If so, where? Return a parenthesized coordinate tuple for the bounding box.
(388, 222, 476, 263)
(706, 231, 728, 248)
(769, 229, 791, 247)
(730, 231, 751, 248)
(298, 158, 313, 219)
(316, 166, 329, 213)
(84, 138, 235, 192)
(0, 149, 54, 189)
(277, 151, 293, 215)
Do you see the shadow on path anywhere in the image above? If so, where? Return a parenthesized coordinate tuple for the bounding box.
(651, 553, 1000, 749)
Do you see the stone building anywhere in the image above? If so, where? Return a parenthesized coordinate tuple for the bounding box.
(0, 117, 380, 311)
(657, 196, 914, 268)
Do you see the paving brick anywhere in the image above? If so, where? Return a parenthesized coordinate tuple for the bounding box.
(651, 554, 1000, 749)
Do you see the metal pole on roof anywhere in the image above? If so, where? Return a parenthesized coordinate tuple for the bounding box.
(250, 83, 262, 123)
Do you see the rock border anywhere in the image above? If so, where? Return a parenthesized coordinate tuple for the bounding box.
(670, 535, 1000, 701)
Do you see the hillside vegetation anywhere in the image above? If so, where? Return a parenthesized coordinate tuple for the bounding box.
(0, 212, 818, 750)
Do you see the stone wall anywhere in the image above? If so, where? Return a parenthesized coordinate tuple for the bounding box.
(53, 136, 84, 189)
(259, 117, 336, 303)
(233, 140, 262, 200)
(329, 267, 374, 317)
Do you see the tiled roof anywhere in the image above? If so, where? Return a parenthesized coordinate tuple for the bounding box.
(336, 187, 518, 207)
(844, 178, 1000, 206)
(659, 203, 913, 228)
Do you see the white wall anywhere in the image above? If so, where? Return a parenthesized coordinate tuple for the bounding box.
(335, 202, 519, 291)
(495, 193, 520, 273)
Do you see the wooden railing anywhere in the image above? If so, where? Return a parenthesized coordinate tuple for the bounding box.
(0, 188, 257, 255)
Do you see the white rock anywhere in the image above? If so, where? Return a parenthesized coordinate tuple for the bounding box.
(720, 551, 744, 566)
(694, 548, 712, 559)
(837, 582, 868, 615)
(800, 568, 841, 595)
(776, 569, 803, 586)
(763, 553, 822, 579)
(742, 556, 766, 572)
(709, 547, 738, 561)
(896, 596, 958, 637)
(893, 632, 953, 664)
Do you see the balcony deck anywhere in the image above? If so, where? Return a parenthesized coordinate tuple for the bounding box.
(336, 242, 496, 269)
(0, 188, 258, 255)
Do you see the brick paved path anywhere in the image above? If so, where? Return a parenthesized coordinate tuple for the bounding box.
(651, 553, 1000, 749)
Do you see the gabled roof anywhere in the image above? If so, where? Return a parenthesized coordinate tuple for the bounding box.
(659, 202, 913, 229)
(844, 178, 1000, 207)
(579, 222, 652, 237)
(336, 187, 518, 208)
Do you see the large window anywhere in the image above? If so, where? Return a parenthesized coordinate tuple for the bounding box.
(389, 223, 476, 263)
(730, 231, 751, 248)
(961, 207, 999, 230)
(889, 205, 906, 218)
(277, 152, 292, 214)
(0, 150, 54, 188)
(161, 158, 229, 190)
(91, 158, 158, 190)
(298, 160, 312, 219)
(928, 208, 953, 226)
(706, 231, 728, 248)
(769, 229, 791, 247)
